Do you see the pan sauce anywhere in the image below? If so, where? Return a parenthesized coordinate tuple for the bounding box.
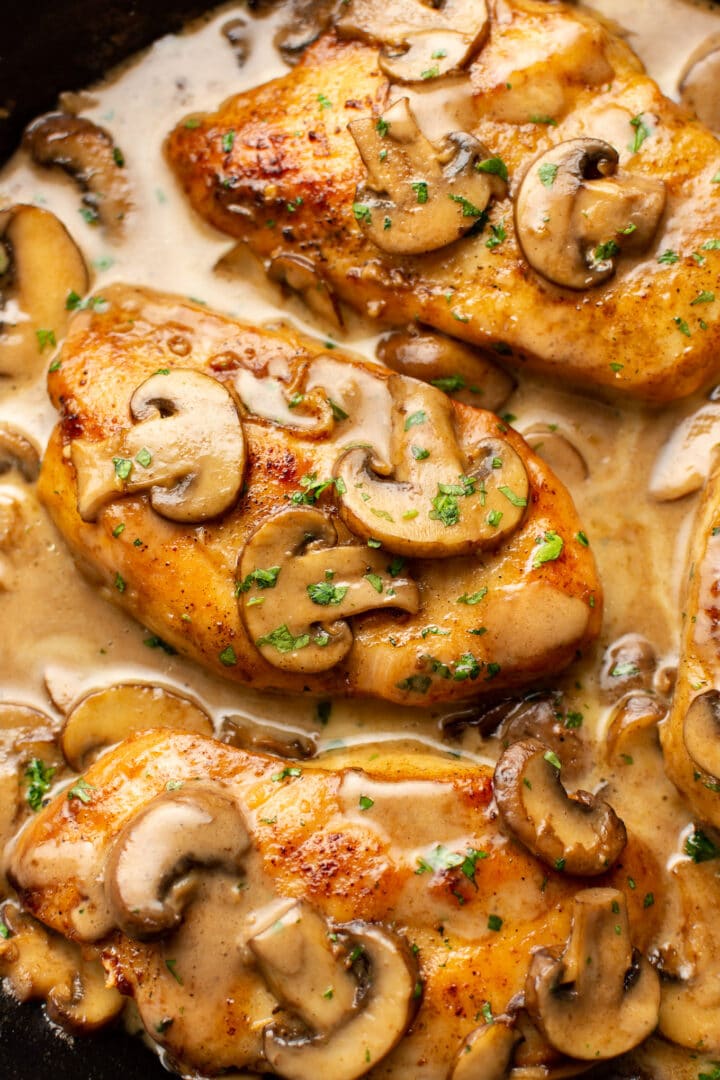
(1, 1, 720, 1076)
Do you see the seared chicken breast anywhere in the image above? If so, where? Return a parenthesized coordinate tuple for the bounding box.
(40, 283, 600, 703)
(166, 0, 720, 402)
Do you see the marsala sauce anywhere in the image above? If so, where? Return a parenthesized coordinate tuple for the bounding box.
(1, 2, 720, 1077)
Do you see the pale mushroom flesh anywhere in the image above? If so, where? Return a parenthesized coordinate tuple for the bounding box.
(349, 98, 506, 255)
(493, 738, 627, 875)
(335, 374, 528, 557)
(238, 505, 420, 673)
(683, 689, 720, 781)
(515, 138, 666, 289)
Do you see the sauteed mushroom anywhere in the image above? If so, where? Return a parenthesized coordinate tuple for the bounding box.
(449, 1017, 521, 1080)
(493, 738, 627, 874)
(515, 138, 665, 289)
(71, 369, 246, 522)
(238, 506, 419, 673)
(679, 35, 720, 132)
(377, 328, 515, 412)
(253, 909, 418, 1080)
(268, 253, 342, 327)
(0, 423, 41, 482)
(0, 204, 88, 377)
(24, 113, 131, 232)
(105, 785, 250, 938)
(349, 99, 506, 255)
(525, 888, 660, 1060)
(335, 376, 528, 557)
(337, 0, 489, 82)
(683, 690, 720, 781)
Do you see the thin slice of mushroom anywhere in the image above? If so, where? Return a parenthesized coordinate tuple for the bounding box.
(348, 98, 506, 255)
(222, 17, 251, 66)
(649, 402, 720, 502)
(599, 633, 656, 700)
(220, 714, 316, 760)
(679, 34, 720, 133)
(0, 902, 124, 1034)
(238, 506, 420, 673)
(449, 1018, 521, 1080)
(493, 738, 627, 875)
(260, 917, 418, 1080)
(248, 900, 358, 1032)
(683, 690, 720, 781)
(24, 113, 131, 233)
(605, 691, 665, 760)
(335, 375, 528, 557)
(71, 369, 246, 522)
(515, 138, 665, 289)
(104, 784, 250, 939)
(0, 204, 88, 377)
(268, 253, 342, 327)
(376, 328, 515, 412)
(61, 683, 213, 772)
(0, 704, 59, 859)
(336, 0, 489, 82)
(0, 422, 41, 481)
(274, 0, 338, 65)
(525, 888, 660, 1060)
(521, 423, 588, 489)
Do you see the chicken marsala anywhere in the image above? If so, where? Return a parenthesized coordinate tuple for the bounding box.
(166, 0, 720, 402)
(39, 283, 600, 702)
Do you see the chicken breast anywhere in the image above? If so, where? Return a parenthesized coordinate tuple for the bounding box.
(166, 0, 720, 403)
(39, 283, 600, 703)
(9, 729, 663, 1078)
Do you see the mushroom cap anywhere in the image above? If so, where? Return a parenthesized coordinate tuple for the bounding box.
(515, 138, 666, 290)
(104, 783, 250, 939)
(262, 919, 419, 1080)
(349, 98, 505, 255)
(679, 34, 720, 133)
(335, 374, 528, 557)
(449, 1017, 521, 1080)
(238, 505, 420, 673)
(0, 422, 41, 482)
(525, 887, 660, 1060)
(683, 689, 720, 781)
(72, 368, 246, 522)
(493, 738, 627, 875)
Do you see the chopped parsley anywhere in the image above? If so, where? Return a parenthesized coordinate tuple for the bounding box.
(532, 531, 564, 567)
(449, 193, 487, 217)
(317, 93, 332, 110)
(236, 566, 281, 593)
(486, 221, 507, 250)
(352, 202, 372, 224)
(25, 759, 56, 811)
(67, 778, 95, 805)
(475, 157, 508, 181)
(257, 625, 310, 653)
(222, 130, 236, 152)
(457, 589, 487, 605)
(431, 374, 465, 393)
(658, 249, 680, 265)
(113, 457, 133, 481)
(411, 445, 430, 460)
(628, 113, 651, 154)
(272, 766, 302, 782)
(691, 291, 716, 305)
(359, 795, 374, 811)
(114, 572, 126, 593)
(411, 181, 429, 204)
(291, 473, 344, 506)
(404, 410, 427, 431)
(543, 749, 562, 770)
(308, 581, 348, 606)
(684, 827, 720, 863)
(135, 447, 152, 468)
(364, 572, 384, 593)
(487, 914, 503, 932)
(538, 163, 559, 188)
(454, 653, 480, 681)
(219, 645, 237, 666)
(396, 674, 432, 694)
(36, 328, 56, 352)
(674, 316, 691, 337)
(376, 117, 390, 137)
(499, 485, 527, 508)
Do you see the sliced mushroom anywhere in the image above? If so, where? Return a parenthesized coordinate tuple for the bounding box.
(60, 684, 213, 772)
(336, 0, 489, 82)
(0, 902, 123, 1034)
(248, 899, 358, 1032)
(515, 138, 665, 289)
(274, 0, 338, 65)
(268, 253, 342, 327)
(649, 402, 720, 502)
(606, 692, 665, 760)
(0, 422, 41, 481)
(71, 369, 246, 522)
(335, 375, 528, 557)
(599, 633, 656, 700)
(260, 917, 418, 1080)
(0, 704, 59, 859)
(222, 17, 251, 66)
(525, 888, 660, 1060)
(521, 424, 588, 489)
(683, 690, 720, 781)
(24, 113, 131, 232)
(104, 784, 250, 939)
(449, 1017, 521, 1080)
(376, 328, 515, 412)
(238, 506, 419, 673)
(679, 34, 720, 133)
(493, 738, 627, 875)
(348, 98, 506, 255)
(0, 204, 88, 377)
(220, 714, 316, 759)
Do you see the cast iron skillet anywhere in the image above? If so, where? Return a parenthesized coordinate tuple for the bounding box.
(0, 1, 703, 1076)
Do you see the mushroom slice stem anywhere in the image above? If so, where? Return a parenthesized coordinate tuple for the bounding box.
(0, 204, 88, 377)
(337, 0, 489, 82)
(525, 888, 660, 1060)
(683, 689, 720, 781)
(71, 369, 246, 522)
(349, 98, 505, 255)
(335, 374, 528, 557)
(104, 784, 250, 939)
(493, 738, 627, 875)
(515, 138, 665, 289)
(261, 919, 418, 1080)
(248, 899, 358, 1033)
(23, 113, 131, 232)
(238, 506, 420, 673)
(449, 1017, 521, 1080)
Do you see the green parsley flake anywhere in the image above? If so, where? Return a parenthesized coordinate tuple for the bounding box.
(476, 157, 508, 181)
(308, 581, 348, 606)
(458, 588, 488, 605)
(487, 914, 503, 932)
(411, 445, 430, 460)
(628, 113, 651, 154)
(364, 572, 384, 593)
(576, 530, 589, 546)
(135, 447, 152, 468)
(317, 93, 332, 110)
(431, 374, 465, 393)
(237, 566, 281, 593)
(25, 759, 56, 811)
(257, 625, 310, 653)
(449, 193, 486, 217)
(272, 766, 302, 782)
(67, 778, 95, 804)
(222, 130, 236, 152)
(359, 795, 374, 811)
(113, 457, 133, 481)
(538, 163, 559, 188)
(658, 249, 680, 265)
(499, 485, 527, 508)
(404, 410, 427, 431)
(36, 328, 56, 352)
(412, 181, 429, 204)
(352, 203, 372, 224)
(454, 653, 480, 681)
(114, 572, 126, 593)
(529, 115, 557, 126)
(396, 674, 432, 694)
(684, 827, 720, 863)
(532, 531, 564, 568)
(691, 291, 716, 305)
(543, 749, 562, 770)
(376, 117, 390, 137)
(486, 221, 507, 250)
(674, 316, 692, 337)
(219, 645, 237, 666)
(487, 509, 503, 527)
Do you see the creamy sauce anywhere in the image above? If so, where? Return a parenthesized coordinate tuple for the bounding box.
(1, 1, 720, 1077)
